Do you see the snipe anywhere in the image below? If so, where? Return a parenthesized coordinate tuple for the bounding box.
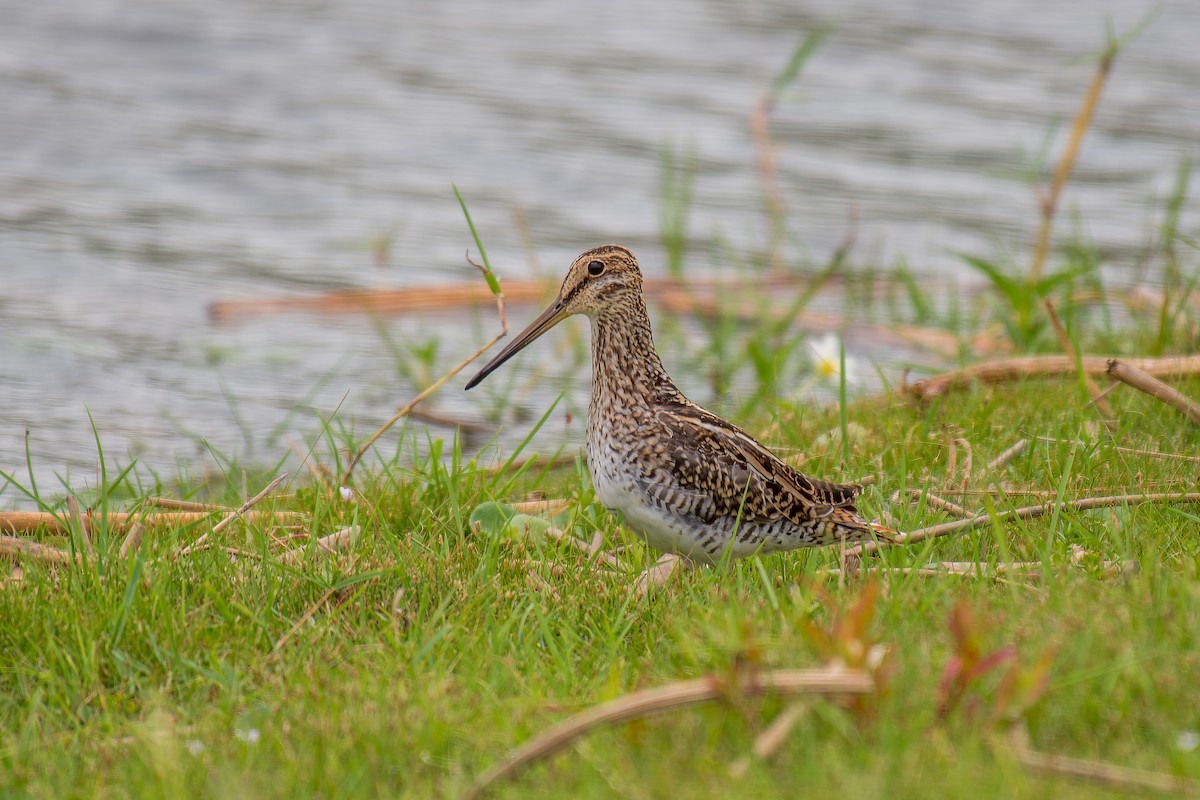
(465, 245, 890, 564)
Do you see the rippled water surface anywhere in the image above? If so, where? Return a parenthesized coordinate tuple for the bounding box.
(2, 0, 1197, 500)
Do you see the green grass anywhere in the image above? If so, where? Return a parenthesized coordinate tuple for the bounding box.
(2, 370, 1200, 798)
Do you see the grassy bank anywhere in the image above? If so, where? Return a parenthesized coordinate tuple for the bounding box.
(2, 367, 1200, 797)
(4, 25, 1200, 800)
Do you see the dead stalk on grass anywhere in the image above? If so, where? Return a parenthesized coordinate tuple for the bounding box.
(266, 586, 339, 663)
(1006, 724, 1200, 796)
(0, 536, 77, 565)
(1032, 438, 1200, 464)
(177, 473, 290, 557)
(145, 497, 224, 512)
(464, 669, 874, 800)
(849, 492, 1200, 557)
(481, 453, 580, 477)
(906, 490, 972, 519)
(0, 510, 301, 537)
(986, 439, 1030, 472)
(118, 523, 146, 560)
(508, 499, 571, 516)
(818, 560, 1124, 580)
(729, 700, 810, 778)
(285, 436, 336, 490)
(1107, 358, 1200, 426)
(907, 354, 1200, 401)
(278, 526, 360, 566)
(1029, 44, 1115, 283)
(1044, 300, 1117, 431)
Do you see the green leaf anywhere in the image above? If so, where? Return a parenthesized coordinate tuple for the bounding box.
(468, 502, 551, 544)
(452, 183, 497, 288)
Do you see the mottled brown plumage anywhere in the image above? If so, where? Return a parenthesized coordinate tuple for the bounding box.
(466, 245, 890, 564)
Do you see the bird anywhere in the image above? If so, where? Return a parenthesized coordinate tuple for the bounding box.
(465, 245, 891, 565)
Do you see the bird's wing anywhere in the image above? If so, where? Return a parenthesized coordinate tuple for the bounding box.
(650, 401, 863, 526)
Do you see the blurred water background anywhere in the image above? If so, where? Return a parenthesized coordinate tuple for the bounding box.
(1, 0, 1197, 501)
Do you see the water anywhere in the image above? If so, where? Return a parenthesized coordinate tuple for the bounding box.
(1, 0, 1197, 502)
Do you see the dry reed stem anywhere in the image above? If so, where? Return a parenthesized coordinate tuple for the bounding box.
(1126, 285, 1200, 314)
(406, 406, 491, 434)
(729, 700, 810, 778)
(212, 275, 991, 358)
(118, 523, 146, 560)
(213, 474, 290, 535)
(3, 563, 24, 588)
(946, 436, 957, 484)
(1032, 437, 1200, 464)
(209, 280, 547, 321)
(1006, 724, 1200, 796)
(1029, 46, 1114, 283)
(819, 560, 1123, 580)
(906, 354, 1200, 401)
(1107, 359, 1200, 426)
(481, 452, 580, 477)
(907, 490, 972, 519)
(1044, 300, 1117, 430)
(341, 257, 509, 487)
(145, 497, 224, 512)
(178, 545, 264, 561)
(177, 473, 290, 557)
(463, 669, 874, 800)
(653, 289, 972, 358)
(946, 482, 1195, 498)
(508, 499, 570, 516)
(266, 586, 339, 663)
(0, 510, 301, 537)
(0, 536, 78, 565)
(285, 436, 335, 489)
(209, 275, 791, 320)
(986, 439, 1030, 472)
(954, 437, 972, 487)
(278, 526, 360, 566)
(750, 94, 786, 269)
(848, 492, 1200, 557)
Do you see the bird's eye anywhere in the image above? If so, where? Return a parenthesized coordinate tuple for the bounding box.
(587, 260, 605, 277)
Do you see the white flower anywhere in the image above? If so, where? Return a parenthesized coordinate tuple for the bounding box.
(339, 485, 354, 501)
(807, 333, 861, 383)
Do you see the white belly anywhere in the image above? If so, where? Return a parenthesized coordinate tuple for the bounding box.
(588, 444, 723, 564)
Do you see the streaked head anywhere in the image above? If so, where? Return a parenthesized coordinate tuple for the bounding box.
(464, 245, 643, 390)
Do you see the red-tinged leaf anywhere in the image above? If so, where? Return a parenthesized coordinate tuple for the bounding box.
(936, 656, 964, 717)
(962, 644, 1018, 684)
(948, 600, 983, 666)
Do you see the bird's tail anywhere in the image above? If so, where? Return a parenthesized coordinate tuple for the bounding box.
(868, 521, 900, 544)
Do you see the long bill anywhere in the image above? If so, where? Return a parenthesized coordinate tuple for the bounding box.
(464, 296, 571, 390)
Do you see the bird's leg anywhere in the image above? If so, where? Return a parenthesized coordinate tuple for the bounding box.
(634, 552, 683, 597)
